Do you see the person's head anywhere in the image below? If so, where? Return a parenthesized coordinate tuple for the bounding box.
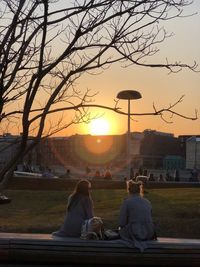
(74, 179, 91, 196)
(67, 179, 91, 211)
(126, 180, 143, 197)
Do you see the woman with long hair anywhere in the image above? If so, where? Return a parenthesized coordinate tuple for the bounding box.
(53, 179, 93, 237)
(119, 180, 156, 250)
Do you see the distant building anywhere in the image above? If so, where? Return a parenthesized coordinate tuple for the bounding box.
(144, 129, 174, 137)
(137, 129, 184, 169)
(178, 135, 200, 160)
(37, 137, 72, 173)
(130, 132, 144, 156)
(69, 134, 126, 167)
(0, 133, 37, 171)
(163, 155, 185, 170)
(0, 133, 19, 169)
(186, 136, 200, 170)
(2, 130, 198, 173)
(36, 130, 186, 170)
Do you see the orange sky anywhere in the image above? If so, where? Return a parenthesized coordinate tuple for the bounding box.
(3, 1, 200, 139)
(67, 1, 200, 138)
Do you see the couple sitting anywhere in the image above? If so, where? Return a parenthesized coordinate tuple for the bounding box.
(52, 179, 156, 247)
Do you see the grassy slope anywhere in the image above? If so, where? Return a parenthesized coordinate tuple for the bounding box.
(0, 188, 200, 238)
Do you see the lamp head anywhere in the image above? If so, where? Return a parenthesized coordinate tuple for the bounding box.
(117, 90, 142, 100)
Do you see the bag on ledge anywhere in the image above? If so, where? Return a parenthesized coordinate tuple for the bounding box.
(81, 217, 104, 240)
(104, 229, 120, 240)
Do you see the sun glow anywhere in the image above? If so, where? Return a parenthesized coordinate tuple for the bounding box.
(89, 118, 110, 135)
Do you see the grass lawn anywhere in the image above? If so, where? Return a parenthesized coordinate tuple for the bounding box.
(0, 188, 200, 238)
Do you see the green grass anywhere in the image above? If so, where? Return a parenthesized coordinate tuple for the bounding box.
(0, 188, 200, 238)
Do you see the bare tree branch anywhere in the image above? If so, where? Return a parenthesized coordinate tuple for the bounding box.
(0, 0, 198, 186)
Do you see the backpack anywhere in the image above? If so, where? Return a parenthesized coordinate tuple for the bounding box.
(81, 217, 104, 240)
(104, 229, 120, 240)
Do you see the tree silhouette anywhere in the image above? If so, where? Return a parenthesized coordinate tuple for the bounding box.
(0, 0, 198, 187)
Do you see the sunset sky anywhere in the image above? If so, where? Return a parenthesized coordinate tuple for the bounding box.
(67, 0, 200, 138)
(2, 1, 200, 139)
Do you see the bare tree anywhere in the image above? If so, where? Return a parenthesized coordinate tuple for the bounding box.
(0, 0, 198, 187)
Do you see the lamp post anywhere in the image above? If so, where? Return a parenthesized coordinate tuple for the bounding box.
(117, 90, 142, 179)
(194, 136, 197, 170)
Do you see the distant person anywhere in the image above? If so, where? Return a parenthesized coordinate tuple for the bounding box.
(138, 166, 143, 175)
(134, 172, 139, 180)
(118, 181, 156, 250)
(189, 170, 193, 182)
(143, 169, 148, 176)
(130, 168, 134, 180)
(59, 170, 69, 179)
(159, 174, 165, 182)
(42, 168, 54, 178)
(52, 179, 94, 237)
(192, 169, 198, 182)
(86, 166, 91, 175)
(166, 171, 170, 181)
(93, 170, 101, 179)
(104, 169, 112, 180)
(64, 169, 71, 178)
(190, 169, 198, 182)
(174, 169, 180, 182)
(148, 173, 155, 182)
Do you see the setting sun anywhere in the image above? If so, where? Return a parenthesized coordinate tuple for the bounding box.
(89, 118, 110, 135)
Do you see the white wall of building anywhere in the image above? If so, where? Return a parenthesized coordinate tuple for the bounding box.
(186, 137, 200, 170)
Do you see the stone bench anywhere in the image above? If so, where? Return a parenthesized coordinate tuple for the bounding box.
(0, 233, 200, 266)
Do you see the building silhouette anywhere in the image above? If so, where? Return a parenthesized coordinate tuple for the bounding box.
(134, 130, 185, 169)
(0, 131, 199, 175)
(186, 136, 200, 170)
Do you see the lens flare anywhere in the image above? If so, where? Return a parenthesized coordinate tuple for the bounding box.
(89, 118, 110, 135)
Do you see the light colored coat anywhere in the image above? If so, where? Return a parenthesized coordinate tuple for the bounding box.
(119, 194, 155, 250)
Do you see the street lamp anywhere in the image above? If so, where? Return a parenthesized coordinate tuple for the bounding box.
(117, 90, 142, 180)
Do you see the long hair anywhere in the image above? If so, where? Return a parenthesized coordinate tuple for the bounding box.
(67, 179, 91, 211)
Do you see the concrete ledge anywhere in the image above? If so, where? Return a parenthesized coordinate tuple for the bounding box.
(1, 233, 200, 266)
